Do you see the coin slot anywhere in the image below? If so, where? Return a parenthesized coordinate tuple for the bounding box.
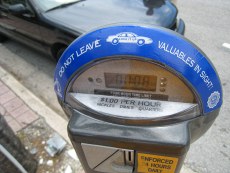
(124, 150, 134, 166)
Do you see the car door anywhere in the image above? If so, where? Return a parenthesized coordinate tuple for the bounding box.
(0, 0, 45, 52)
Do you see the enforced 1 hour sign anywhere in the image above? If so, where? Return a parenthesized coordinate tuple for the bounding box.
(138, 153, 178, 173)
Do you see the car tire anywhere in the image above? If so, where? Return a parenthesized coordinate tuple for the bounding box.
(137, 39, 145, 46)
(112, 38, 119, 45)
(0, 34, 7, 43)
(56, 47, 67, 61)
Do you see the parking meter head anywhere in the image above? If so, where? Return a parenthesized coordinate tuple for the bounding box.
(54, 24, 222, 125)
(54, 25, 222, 173)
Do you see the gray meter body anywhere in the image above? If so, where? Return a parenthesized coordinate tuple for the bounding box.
(54, 25, 222, 173)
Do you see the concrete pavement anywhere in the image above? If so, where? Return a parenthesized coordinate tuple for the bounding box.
(0, 66, 84, 173)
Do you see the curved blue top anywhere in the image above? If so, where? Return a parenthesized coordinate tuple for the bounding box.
(54, 25, 222, 114)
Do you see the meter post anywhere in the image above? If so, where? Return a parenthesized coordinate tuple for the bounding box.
(54, 24, 222, 173)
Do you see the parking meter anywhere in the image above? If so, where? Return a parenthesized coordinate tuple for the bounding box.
(54, 25, 222, 173)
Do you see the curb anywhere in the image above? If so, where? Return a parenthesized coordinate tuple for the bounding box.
(0, 66, 196, 173)
(0, 66, 70, 144)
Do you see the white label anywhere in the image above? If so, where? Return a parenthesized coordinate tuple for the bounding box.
(207, 91, 220, 108)
(70, 93, 196, 118)
(158, 41, 214, 90)
(58, 39, 101, 78)
(106, 32, 153, 46)
(76, 39, 101, 57)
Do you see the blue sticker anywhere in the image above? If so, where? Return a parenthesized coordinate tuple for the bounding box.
(54, 25, 222, 114)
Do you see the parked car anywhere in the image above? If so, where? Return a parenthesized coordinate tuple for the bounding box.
(0, 0, 185, 60)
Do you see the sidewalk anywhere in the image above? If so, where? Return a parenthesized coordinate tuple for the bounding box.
(0, 67, 84, 173)
(0, 66, 195, 173)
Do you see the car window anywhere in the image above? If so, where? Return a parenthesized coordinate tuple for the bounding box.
(1, 0, 26, 5)
(1, 0, 34, 16)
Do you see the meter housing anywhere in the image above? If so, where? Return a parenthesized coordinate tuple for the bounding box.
(54, 25, 222, 173)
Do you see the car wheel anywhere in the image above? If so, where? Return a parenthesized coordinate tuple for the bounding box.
(0, 34, 7, 43)
(112, 38, 119, 45)
(56, 47, 67, 61)
(137, 39, 145, 46)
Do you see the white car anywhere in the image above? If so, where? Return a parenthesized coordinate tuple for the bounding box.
(106, 32, 153, 46)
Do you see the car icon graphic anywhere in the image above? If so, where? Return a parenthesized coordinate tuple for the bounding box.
(106, 32, 153, 46)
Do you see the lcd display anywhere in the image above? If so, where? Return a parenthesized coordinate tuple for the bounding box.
(104, 73, 157, 91)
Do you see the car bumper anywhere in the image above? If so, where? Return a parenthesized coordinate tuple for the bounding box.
(175, 18, 185, 35)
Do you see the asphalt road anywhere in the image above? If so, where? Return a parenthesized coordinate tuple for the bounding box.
(176, 0, 230, 173)
(0, 0, 229, 173)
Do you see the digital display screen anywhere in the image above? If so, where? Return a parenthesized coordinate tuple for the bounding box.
(104, 73, 157, 91)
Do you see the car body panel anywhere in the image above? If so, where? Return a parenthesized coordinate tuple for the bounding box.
(0, 3, 45, 52)
(43, 0, 177, 33)
(0, 0, 182, 59)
